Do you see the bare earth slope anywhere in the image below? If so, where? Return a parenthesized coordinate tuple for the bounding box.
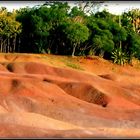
(0, 53, 140, 138)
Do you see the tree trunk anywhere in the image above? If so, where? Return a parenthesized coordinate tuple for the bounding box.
(3, 39, 7, 53)
(13, 34, 16, 52)
(0, 39, 3, 52)
(7, 37, 10, 53)
(72, 43, 77, 57)
(18, 37, 21, 52)
(99, 49, 104, 58)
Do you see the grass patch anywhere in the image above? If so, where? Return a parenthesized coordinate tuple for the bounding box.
(37, 54, 84, 70)
(66, 62, 84, 70)
(60, 56, 84, 70)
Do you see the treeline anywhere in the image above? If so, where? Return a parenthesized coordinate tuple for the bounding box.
(1, 2, 140, 65)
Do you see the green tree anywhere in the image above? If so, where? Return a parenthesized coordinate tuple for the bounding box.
(0, 7, 21, 53)
(124, 31, 140, 63)
(86, 15, 115, 58)
(16, 6, 51, 53)
(63, 22, 89, 57)
(123, 9, 140, 33)
(121, 10, 140, 63)
(42, 2, 70, 54)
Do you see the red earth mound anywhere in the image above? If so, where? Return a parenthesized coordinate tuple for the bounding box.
(0, 54, 139, 138)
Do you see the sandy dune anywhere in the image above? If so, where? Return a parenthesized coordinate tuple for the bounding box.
(0, 54, 140, 138)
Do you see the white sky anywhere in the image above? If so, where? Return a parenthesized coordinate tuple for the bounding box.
(0, 1, 45, 11)
(101, 1, 140, 15)
(1, 1, 140, 15)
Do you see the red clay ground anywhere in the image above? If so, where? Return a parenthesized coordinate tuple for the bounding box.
(0, 53, 140, 138)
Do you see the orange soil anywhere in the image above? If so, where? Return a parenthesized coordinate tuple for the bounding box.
(0, 53, 139, 138)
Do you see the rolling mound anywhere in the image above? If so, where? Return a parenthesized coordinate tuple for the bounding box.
(0, 53, 140, 138)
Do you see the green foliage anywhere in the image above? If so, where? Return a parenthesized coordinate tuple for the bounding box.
(92, 35, 103, 50)
(111, 47, 129, 65)
(109, 21, 127, 42)
(66, 62, 84, 70)
(96, 19, 109, 30)
(122, 9, 140, 33)
(64, 22, 89, 44)
(0, 7, 21, 52)
(69, 6, 85, 17)
(128, 32, 140, 59)
(87, 16, 115, 57)
(63, 22, 89, 56)
(95, 10, 114, 19)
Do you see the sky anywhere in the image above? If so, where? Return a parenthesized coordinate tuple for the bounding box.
(101, 1, 140, 15)
(1, 1, 140, 15)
